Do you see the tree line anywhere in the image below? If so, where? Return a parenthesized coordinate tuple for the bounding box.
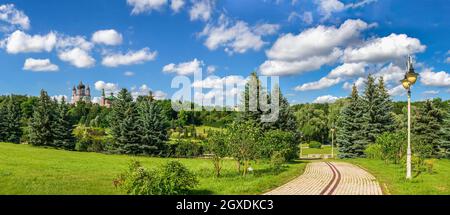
(336, 74, 450, 160)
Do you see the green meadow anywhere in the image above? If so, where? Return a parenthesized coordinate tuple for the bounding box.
(0, 142, 307, 195)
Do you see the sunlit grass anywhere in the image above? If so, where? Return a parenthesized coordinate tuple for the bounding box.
(0, 142, 306, 195)
(348, 158, 450, 195)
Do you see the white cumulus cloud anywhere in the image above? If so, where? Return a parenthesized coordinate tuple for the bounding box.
(2, 30, 57, 54)
(420, 69, 450, 87)
(313, 95, 340, 104)
(260, 19, 370, 76)
(58, 47, 95, 68)
(0, 4, 30, 31)
(95, 81, 119, 93)
(127, 0, 168, 14)
(102, 48, 157, 67)
(163, 58, 203, 75)
(296, 77, 342, 91)
(199, 14, 278, 54)
(92, 29, 123, 46)
(171, 0, 185, 12)
(23, 58, 59, 72)
(189, 0, 214, 21)
(343, 33, 426, 63)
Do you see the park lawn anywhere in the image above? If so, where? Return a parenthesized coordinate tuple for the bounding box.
(0, 142, 307, 195)
(348, 158, 450, 195)
(301, 145, 338, 155)
(170, 125, 222, 139)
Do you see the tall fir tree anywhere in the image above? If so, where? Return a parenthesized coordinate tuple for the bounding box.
(239, 72, 269, 127)
(28, 90, 55, 146)
(0, 100, 7, 141)
(266, 86, 298, 132)
(361, 75, 394, 145)
(109, 89, 141, 154)
(440, 107, 450, 158)
(4, 96, 23, 143)
(137, 95, 170, 155)
(337, 85, 366, 158)
(413, 100, 443, 157)
(53, 97, 75, 150)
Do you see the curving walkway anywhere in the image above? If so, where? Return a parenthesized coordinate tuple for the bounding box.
(265, 161, 382, 195)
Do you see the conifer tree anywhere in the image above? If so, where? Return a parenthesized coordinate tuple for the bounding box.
(4, 96, 22, 143)
(0, 101, 7, 141)
(361, 75, 394, 144)
(109, 89, 140, 154)
(137, 96, 170, 155)
(337, 85, 366, 158)
(240, 72, 269, 126)
(440, 108, 450, 158)
(28, 90, 55, 146)
(413, 100, 443, 158)
(53, 97, 75, 150)
(267, 86, 297, 132)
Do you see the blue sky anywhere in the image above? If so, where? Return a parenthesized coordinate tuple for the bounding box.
(0, 0, 449, 104)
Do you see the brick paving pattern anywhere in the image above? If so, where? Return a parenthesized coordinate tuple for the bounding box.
(265, 161, 382, 195)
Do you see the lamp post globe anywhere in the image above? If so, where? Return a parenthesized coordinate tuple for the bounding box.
(401, 78, 411, 90)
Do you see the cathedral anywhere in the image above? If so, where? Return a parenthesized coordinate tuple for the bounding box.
(71, 81, 91, 104)
(99, 89, 115, 108)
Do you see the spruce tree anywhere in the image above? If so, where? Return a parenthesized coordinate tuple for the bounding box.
(413, 100, 443, 158)
(361, 75, 394, 145)
(28, 90, 55, 146)
(4, 96, 23, 143)
(137, 97, 170, 155)
(267, 86, 297, 132)
(337, 85, 366, 158)
(0, 100, 7, 142)
(53, 97, 75, 150)
(109, 89, 140, 154)
(239, 72, 269, 127)
(440, 108, 450, 158)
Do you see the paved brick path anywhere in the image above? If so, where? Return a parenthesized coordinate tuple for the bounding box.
(265, 161, 383, 195)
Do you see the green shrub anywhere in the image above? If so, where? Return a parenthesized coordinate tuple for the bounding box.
(375, 132, 406, 164)
(308, 141, 322, 149)
(364, 144, 383, 160)
(114, 160, 198, 195)
(73, 126, 109, 152)
(424, 159, 435, 174)
(173, 139, 204, 158)
(261, 130, 298, 161)
(270, 151, 285, 170)
(160, 161, 199, 194)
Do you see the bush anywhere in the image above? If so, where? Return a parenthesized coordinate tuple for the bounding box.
(173, 139, 204, 158)
(424, 159, 435, 174)
(308, 141, 322, 149)
(206, 131, 228, 177)
(270, 151, 285, 170)
(364, 144, 383, 160)
(73, 126, 110, 152)
(375, 132, 406, 164)
(261, 130, 298, 161)
(115, 160, 198, 195)
(160, 161, 199, 194)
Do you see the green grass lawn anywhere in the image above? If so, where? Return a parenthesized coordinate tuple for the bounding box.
(301, 145, 339, 155)
(348, 158, 450, 195)
(0, 142, 307, 195)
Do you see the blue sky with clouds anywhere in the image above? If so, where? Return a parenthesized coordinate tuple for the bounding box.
(0, 0, 449, 104)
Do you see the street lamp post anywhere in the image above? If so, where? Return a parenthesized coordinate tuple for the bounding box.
(331, 127, 335, 159)
(401, 56, 418, 180)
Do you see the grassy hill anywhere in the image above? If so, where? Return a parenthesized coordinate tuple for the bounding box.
(0, 142, 307, 195)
